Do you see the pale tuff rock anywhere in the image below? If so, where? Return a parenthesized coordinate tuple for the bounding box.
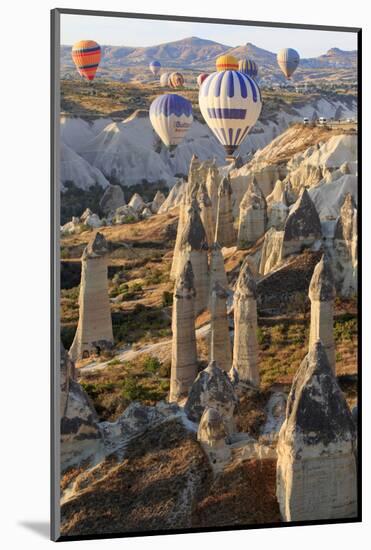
(176, 201, 209, 315)
(141, 207, 153, 219)
(169, 261, 198, 402)
(99, 184, 125, 216)
(80, 208, 93, 223)
(206, 161, 221, 224)
(85, 213, 103, 228)
(151, 190, 166, 213)
(60, 344, 103, 472)
(282, 188, 322, 258)
(276, 340, 357, 522)
(197, 407, 232, 473)
(259, 227, 284, 275)
(113, 204, 139, 224)
(198, 181, 215, 246)
(266, 180, 290, 230)
(186, 154, 202, 200)
(237, 178, 267, 248)
(259, 392, 287, 446)
(215, 176, 236, 248)
(61, 216, 81, 235)
(309, 255, 336, 372)
(209, 282, 232, 372)
(128, 192, 145, 212)
(334, 193, 357, 296)
(232, 262, 259, 386)
(69, 232, 113, 362)
(158, 179, 186, 214)
(185, 360, 237, 436)
(308, 174, 357, 221)
(170, 195, 187, 280)
(209, 241, 229, 296)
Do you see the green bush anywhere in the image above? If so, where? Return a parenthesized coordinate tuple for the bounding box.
(143, 356, 161, 373)
(162, 291, 173, 307)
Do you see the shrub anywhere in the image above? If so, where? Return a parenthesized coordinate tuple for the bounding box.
(142, 355, 161, 373)
(162, 291, 173, 307)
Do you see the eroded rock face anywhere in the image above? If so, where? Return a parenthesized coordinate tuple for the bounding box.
(69, 232, 113, 362)
(185, 361, 237, 435)
(60, 345, 103, 472)
(197, 407, 231, 473)
(334, 193, 357, 296)
(237, 178, 267, 248)
(206, 161, 221, 223)
(99, 184, 125, 216)
(198, 181, 215, 246)
(151, 190, 166, 213)
(276, 340, 357, 522)
(232, 262, 259, 386)
(209, 282, 232, 372)
(309, 255, 336, 371)
(169, 261, 198, 402)
(209, 241, 229, 294)
(128, 193, 145, 212)
(215, 177, 236, 248)
(259, 227, 284, 275)
(282, 188, 322, 258)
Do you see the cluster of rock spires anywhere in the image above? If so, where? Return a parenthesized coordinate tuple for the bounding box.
(61, 185, 166, 235)
(63, 148, 357, 524)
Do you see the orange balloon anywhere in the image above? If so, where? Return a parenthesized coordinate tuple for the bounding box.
(71, 40, 101, 81)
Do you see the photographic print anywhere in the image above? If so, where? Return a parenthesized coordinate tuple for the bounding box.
(51, 9, 360, 541)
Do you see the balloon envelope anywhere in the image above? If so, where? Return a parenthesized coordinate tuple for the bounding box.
(169, 72, 185, 89)
(216, 55, 238, 72)
(160, 72, 170, 87)
(199, 70, 262, 155)
(238, 59, 258, 79)
(149, 60, 161, 76)
(277, 48, 300, 78)
(197, 73, 209, 87)
(149, 94, 193, 148)
(71, 40, 101, 81)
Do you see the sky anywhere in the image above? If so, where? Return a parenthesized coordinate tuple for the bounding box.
(61, 14, 357, 57)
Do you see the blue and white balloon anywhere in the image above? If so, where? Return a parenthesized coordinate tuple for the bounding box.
(149, 94, 193, 149)
(199, 70, 262, 155)
(149, 60, 161, 76)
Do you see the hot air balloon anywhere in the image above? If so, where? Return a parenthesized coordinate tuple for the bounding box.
(197, 73, 209, 88)
(149, 94, 193, 149)
(169, 72, 185, 89)
(277, 48, 300, 79)
(149, 60, 161, 76)
(71, 40, 101, 81)
(238, 59, 258, 79)
(199, 70, 262, 156)
(160, 72, 170, 87)
(216, 54, 238, 72)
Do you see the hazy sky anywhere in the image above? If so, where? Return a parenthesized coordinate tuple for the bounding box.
(61, 14, 357, 57)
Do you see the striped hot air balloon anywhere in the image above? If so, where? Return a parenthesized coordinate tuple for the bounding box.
(199, 70, 262, 156)
(277, 48, 300, 78)
(149, 60, 161, 76)
(71, 40, 101, 81)
(216, 54, 238, 72)
(238, 59, 258, 79)
(169, 72, 185, 89)
(197, 73, 209, 88)
(149, 94, 193, 149)
(160, 72, 170, 87)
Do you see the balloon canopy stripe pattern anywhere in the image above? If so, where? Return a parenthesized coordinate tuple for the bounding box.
(199, 70, 262, 154)
(72, 40, 101, 81)
(238, 59, 258, 78)
(216, 54, 239, 72)
(149, 94, 193, 148)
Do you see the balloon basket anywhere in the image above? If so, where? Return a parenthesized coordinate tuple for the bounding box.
(225, 155, 235, 164)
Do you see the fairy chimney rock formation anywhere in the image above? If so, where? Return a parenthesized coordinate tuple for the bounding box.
(266, 180, 290, 230)
(187, 154, 202, 200)
(128, 192, 145, 212)
(197, 407, 232, 473)
(198, 181, 215, 245)
(170, 194, 187, 280)
(206, 161, 221, 224)
(308, 255, 336, 372)
(259, 227, 284, 275)
(282, 188, 322, 258)
(69, 232, 113, 362)
(177, 201, 209, 314)
(276, 340, 357, 522)
(334, 193, 357, 296)
(232, 262, 259, 386)
(215, 176, 236, 248)
(151, 190, 166, 213)
(210, 282, 232, 372)
(185, 360, 237, 435)
(169, 261, 198, 402)
(60, 344, 103, 472)
(99, 184, 125, 217)
(209, 241, 229, 293)
(237, 178, 267, 248)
